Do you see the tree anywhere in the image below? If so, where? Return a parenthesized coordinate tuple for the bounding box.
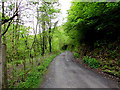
(65, 2, 120, 50)
(37, 1, 60, 53)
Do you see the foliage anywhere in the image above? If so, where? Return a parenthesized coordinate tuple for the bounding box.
(65, 2, 120, 49)
(1, 0, 61, 88)
(64, 2, 120, 77)
(11, 52, 60, 88)
(103, 70, 120, 77)
(83, 56, 100, 68)
(73, 52, 80, 58)
(1, 0, 120, 88)
(52, 26, 70, 51)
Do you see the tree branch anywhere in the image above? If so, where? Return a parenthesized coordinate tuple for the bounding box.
(1, 12, 18, 25)
(2, 20, 12, 36)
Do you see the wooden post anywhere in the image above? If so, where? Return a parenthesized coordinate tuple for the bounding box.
(0, 47, 2, 89)
(2, 44, 7, 88)
(0, 19, 2, 89)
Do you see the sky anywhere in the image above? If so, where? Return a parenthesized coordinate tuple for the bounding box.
(59, 0, 72, 24)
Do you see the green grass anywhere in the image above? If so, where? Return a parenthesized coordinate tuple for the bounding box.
(10, 52, 60, 88)
(83, 56, 100, 68)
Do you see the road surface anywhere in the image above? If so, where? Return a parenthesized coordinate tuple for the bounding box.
(41, 51, 119, 88)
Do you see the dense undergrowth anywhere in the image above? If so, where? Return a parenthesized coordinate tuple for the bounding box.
(85, 41, 120, 77)
(83, 56, 100, 68)
(8, 52, 61, 88)
(73, 40, 120, 78)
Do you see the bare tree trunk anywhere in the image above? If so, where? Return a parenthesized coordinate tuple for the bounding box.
(39, 24, 43, 55)
(49, 27, 52, 53)
(15, 7, 19, 66)
(2, 1, 8, 88)
(2, 44, 7, 88)
(48, 21, 58, 53)
(42, 33, 45, 56)
(0, 19, 2, 90)
(42, 21, 45, 56)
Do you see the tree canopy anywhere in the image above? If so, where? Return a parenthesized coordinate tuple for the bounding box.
(65, 2, 120, 48)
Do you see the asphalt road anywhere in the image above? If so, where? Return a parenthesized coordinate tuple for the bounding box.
(41, 51, 119, 88)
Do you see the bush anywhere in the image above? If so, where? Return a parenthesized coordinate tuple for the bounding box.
(73, 52, 80, 58)
(83, 56, 100, 68)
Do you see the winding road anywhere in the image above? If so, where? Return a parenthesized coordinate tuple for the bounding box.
(41, 51, 119, 88)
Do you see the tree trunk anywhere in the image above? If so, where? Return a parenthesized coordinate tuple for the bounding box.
(48, 19, 52, 53)
(42, 21, 45, 56)
(2, 44, 8, 88)
(0, 19, 2, 89)
(1, 2, 8, 88)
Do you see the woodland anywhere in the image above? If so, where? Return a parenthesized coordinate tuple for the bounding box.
(0, 0, 120, 88)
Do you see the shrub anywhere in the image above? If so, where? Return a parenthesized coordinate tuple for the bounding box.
(83, 56, 100, 68)
(73, 52, 80, 58)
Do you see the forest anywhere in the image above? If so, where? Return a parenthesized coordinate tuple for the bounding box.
(64, 2, 120, 76)
(0, 0, 120, 88)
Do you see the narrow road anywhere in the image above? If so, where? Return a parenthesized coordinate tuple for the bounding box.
(41, 51, 119, 88)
